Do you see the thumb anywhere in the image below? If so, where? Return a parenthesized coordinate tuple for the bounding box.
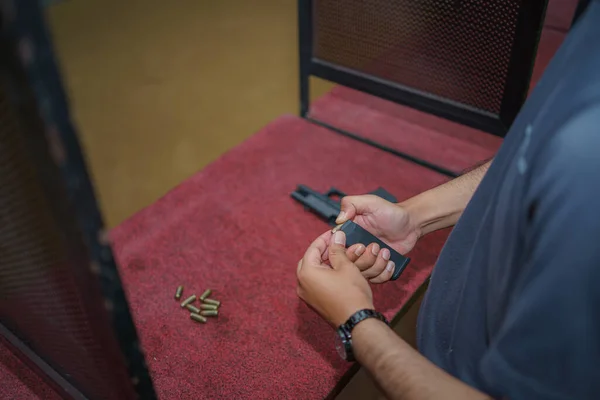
(328, 231, 351, 270)
(336, 195, 378, 224)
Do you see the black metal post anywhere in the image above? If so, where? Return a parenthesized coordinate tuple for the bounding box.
(498, 0, 548, 132)
(298, 0, 312, 117)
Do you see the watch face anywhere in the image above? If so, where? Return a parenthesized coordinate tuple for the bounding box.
(334, 331, 347, 360)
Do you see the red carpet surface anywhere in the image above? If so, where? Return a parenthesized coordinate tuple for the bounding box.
(0, 343, 61, 400)
(309, 88, 502, 173)
(108, 116, 450, 399)
(545, 0, 579, 31)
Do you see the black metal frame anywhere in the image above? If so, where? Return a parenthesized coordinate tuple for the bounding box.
(0, 324, 90, 399)
(298, 0, 549, 176)
(0, 3, 157, 399)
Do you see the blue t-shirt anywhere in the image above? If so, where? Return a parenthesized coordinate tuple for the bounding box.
(417, 3, 600, 399)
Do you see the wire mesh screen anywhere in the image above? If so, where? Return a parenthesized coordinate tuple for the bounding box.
(0, 2, 155, 398)
(313, 0, 535, 116)
(0, 81, 136, 398)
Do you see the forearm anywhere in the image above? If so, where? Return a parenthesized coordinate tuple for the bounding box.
(352, 319, 491, 400)
(400, 159, 492, 236)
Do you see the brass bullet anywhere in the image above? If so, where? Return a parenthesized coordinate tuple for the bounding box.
(332, 223, 344, 233)
(174, 285, 184, 300)
(199, 289, 212, 301)
(200, 304, 218, 310)
(190, 313, 207, 323)
(200, 310, 218, 317)
(186, 304, 200, 314)
(180, 295, 197, 308)
(203, 298, 220, 307)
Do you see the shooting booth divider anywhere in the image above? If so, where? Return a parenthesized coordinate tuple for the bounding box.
(298, 0, 550, 177)
(0, 4, 157, 400)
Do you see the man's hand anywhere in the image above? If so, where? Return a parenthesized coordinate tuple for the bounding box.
(337, 195, 421, 254)
(335, 195, 420, 283)
(296, 230, 374, 327)
(297, 230, 491, 400)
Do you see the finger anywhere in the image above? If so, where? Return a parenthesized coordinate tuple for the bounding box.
(325, 242, 365, 262)
(325, 243, 364, 263)
(354, 242, 380, 271)
(346, 243, 366, 262)
(303, 231, 332, 266)
(362, 247, 391, 279)
(370, 260, 395, 284)
(328, 231, 351, 270)
(336, 194, 379, 224)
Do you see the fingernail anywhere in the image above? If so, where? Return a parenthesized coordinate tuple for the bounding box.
(371, 243, 380, 255)
(337, 211, 346, 222)
(354, 245, 365, 256)
(382, 248, 390, 261)
(386, 261, 395, 272)
(334, 231, 345, 245)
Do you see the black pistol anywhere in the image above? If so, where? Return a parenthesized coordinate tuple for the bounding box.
(291, 184, 397, 226)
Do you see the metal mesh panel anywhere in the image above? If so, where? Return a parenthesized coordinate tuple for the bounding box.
(0, 82, 134, 399)
(313, 0, 525, 115)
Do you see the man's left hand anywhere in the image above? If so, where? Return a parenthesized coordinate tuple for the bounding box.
(296, 230, 376, 327)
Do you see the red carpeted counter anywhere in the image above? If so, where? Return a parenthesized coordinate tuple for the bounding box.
(108, 115, 452, 399)
(0, 343, 62, 400)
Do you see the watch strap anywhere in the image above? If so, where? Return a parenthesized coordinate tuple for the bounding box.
(344, 309, 388, 332)
(338, 309, 389, 362)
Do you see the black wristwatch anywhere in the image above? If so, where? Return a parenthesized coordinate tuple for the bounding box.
(335, 309, 389, 362)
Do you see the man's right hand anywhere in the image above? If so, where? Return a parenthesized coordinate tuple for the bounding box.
(335, 195, 422, 283)
(335, 160, 493, 283)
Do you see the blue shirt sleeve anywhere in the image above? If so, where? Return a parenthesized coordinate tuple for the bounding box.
(478, 103, 600, 400)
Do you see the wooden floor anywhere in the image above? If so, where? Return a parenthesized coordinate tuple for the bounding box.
(47, 0, 333, 228)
